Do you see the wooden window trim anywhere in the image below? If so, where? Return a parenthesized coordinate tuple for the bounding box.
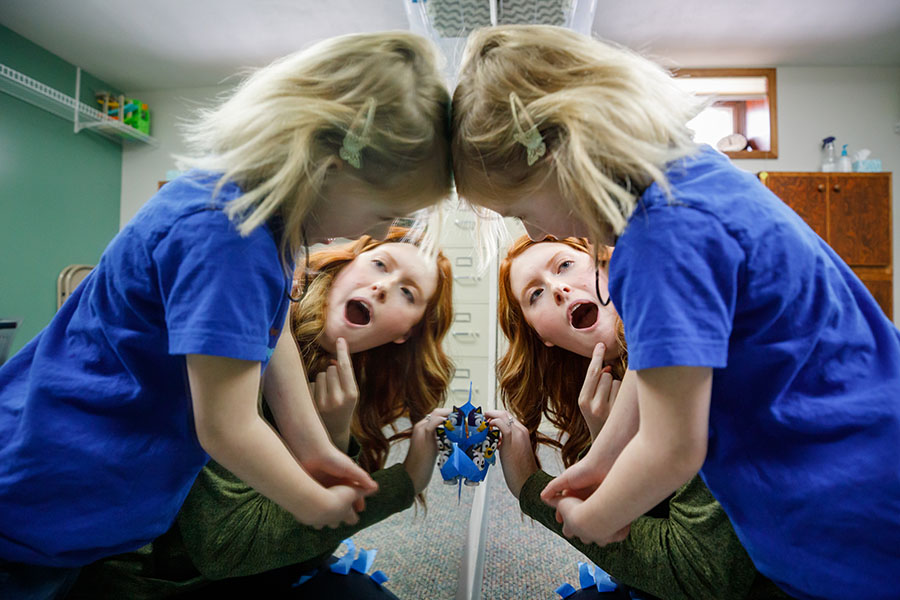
(675, 68, 778, 159)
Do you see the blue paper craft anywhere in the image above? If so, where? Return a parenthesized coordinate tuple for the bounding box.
(351, 548, 377, 574)
(329, 538, 355, 575)
(435, 383, 500, 493)
(291, 569, 318, 587)
(579, 562, 595, 589)
(555, 561, 620, 597)
(293, 538, 392, 589)
(594, 569, 617, 593)
(370, 570, 389, 586)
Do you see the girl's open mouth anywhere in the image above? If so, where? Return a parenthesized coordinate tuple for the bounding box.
(569, 301, 599, 330)
(345, 299, 372, 326)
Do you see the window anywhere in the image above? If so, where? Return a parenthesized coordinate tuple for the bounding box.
(674, 68, 778, 159)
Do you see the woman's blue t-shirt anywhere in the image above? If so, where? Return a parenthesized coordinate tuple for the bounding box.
(610, 147, 900, 600)
(0, 173, 293, 567)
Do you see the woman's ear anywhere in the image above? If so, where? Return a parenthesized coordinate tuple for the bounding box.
(393, 331, 412, 345)
(543, 339, 555, 348)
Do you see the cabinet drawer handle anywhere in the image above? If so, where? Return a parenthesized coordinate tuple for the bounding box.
(454, 368, 471, 379)
(817, 184, 825, 192)
(454, 275, 482, 283)
(452, 332, 480, 341)
(452, 387, 479, 395)
(833, 184, 841, 192)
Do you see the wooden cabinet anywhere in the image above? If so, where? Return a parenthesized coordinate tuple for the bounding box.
(759, 172, 893, 319)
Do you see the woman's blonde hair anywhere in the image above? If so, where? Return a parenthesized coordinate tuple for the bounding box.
(452, 25, 703, 247)
(291, 227, 454, 477)
(497, 235, 626, 468)
(178, 31, 452, 264)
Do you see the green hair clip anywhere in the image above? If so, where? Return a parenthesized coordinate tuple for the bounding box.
(340, 98, 377, 169)
(513, 126, 547, 166)
(509, 92, 546, 166)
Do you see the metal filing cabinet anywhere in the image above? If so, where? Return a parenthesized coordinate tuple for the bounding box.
(439, 206, 526, 411)
(439, 204, 494, 410)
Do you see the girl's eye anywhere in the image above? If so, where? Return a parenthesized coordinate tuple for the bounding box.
(558, 260, 573, 273)
(372, 259, 386, 270)
(402, 287, 415, 303)
(529, 288, 543, 305)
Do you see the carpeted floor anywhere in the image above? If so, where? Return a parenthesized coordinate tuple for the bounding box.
(350, 429, 475, 600)
(353, 429, 588, 600)
(479, 445, 590, 600)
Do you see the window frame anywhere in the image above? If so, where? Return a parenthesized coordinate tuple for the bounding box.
(674, 67, 778, 159)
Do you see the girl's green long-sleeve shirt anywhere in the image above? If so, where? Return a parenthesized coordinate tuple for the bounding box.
(519, 471, 792, 600)
(69, 440, 415, 599)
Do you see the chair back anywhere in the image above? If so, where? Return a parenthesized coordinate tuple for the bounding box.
(57, 264, 94, 310)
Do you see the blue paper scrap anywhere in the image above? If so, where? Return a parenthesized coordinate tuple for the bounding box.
(370, 570, 389, 586)
(578, 561, 594, 589)
(351, 548, 377, 574)
(329, 538, 356, 575)
(284, 538, 389, 590)
(595, 568, 617, 593)
(291, 568, 317, 587)
(555, 561, 619, 597)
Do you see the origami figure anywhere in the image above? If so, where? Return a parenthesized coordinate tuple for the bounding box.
(435, 383, 500, 488)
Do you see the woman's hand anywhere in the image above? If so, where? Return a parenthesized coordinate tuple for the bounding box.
(578, 343, 622, 441)
(310, 337, 358, 452)
(403, 408, 452, 494)
(485, 410, 538, 499)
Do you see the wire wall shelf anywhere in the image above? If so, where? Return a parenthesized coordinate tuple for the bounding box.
(0, 63, 158, 147)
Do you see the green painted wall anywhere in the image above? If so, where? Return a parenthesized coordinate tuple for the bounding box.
(1, 25, 122, 355)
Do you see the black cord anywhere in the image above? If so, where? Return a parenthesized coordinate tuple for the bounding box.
(595, 266, 612, 306)
(301, 228, 311, 297)
(290, 226, 311, 302)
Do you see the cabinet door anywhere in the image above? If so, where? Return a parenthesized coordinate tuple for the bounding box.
(855, 275, 893, 320)
(828, 174, 891, 266)
(762, 173, 828, 240)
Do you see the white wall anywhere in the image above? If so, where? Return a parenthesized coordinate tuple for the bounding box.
(121, 66, 900, 322)
(120, 84, 231, 227)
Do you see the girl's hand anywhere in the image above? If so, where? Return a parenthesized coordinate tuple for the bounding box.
(486, 410, 538, 499)
(540, 444, 605, 507)
(553, 495, 632, 546)
(403, 408, 452, 494)
(310, 338, 358, 452)
(303, 484, 369, 529)
(300, 444, 379, 503)
(578, 343, 622, 441)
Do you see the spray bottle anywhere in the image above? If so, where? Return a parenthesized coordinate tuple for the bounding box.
(820, 137, 837, 172)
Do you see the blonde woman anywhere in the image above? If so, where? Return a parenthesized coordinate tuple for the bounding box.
(69, 228, 454, 599)
(452, 25, 900, 600)
(0, 32, 450, 599)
